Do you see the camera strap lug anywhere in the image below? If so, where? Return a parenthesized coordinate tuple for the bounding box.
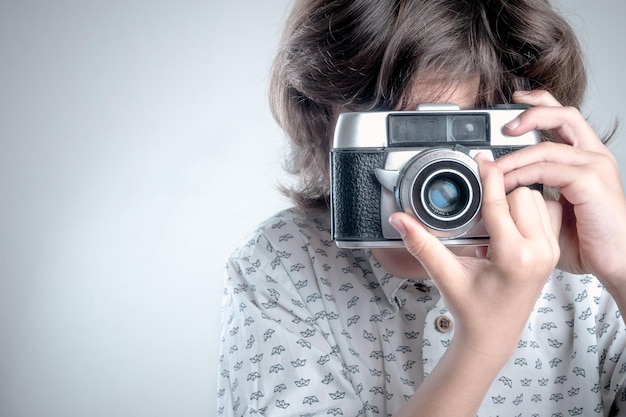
(375, 168, 399, 192)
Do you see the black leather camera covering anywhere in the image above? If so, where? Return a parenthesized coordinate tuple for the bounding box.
(491, 147, 516, 159)
(331, 150, 386, 241)
(491, 147, 543, 193)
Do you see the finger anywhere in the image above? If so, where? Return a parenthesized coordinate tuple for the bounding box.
(535, 194, 562, 263)
(475, 154, 518, 242)
(504, 106, 604, 152)
(532, 192, 562, 267)
(503, 161, 578, 193)
(512, 90, 562, 107)
(506, 187, 548, 240)
(545, 199, 563, 242)
(475, 245, 488, 259)
(495, 141, 591, 180)
(506, 187, 561, 250)
(388, 212, 461, 281)
(500, 159, 605, 205)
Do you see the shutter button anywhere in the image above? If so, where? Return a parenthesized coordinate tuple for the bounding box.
(435, 316, 453, 333)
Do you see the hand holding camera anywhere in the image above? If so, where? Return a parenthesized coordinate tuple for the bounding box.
(496, 90, 626, 290)
(387, 153, 561, 359)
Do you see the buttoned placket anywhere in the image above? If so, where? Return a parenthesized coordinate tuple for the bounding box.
(390, 278, 453, 381)
(422, 298, 454, 379)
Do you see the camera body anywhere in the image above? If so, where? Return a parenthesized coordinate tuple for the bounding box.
(330, 104, 540, 248)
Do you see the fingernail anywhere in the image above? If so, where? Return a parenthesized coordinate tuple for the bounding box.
(474, 151, 491, 161)
(504, 117, 520, 130)
(389, 217, 407, 238)
(513, 90, 532, 96)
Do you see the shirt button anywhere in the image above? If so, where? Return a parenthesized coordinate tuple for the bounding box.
(435, 316, 453, 333)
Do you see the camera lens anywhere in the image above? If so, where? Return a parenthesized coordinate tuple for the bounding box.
(425, 174, 466, 216)
(397, 148, 482, 237)
(417, 170, 471, 221)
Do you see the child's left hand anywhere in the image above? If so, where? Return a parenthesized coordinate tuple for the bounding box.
(497, 90, 626, 290)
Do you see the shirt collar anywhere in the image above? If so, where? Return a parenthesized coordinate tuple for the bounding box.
(367, 250, 435, 318)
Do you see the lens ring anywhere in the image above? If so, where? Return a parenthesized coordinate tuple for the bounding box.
(395, 148, 482, 238)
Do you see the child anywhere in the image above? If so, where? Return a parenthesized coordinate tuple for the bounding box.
(218, 1, 626, 416)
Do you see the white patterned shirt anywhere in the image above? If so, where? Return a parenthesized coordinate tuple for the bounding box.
(217, 208, 626, 417)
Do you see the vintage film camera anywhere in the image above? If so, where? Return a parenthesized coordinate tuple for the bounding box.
(330, 104, 540, 248)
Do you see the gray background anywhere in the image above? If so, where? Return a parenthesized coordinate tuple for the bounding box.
(0, 1, 624, 416)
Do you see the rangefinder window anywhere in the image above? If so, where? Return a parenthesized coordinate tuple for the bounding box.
(388, 114, 490, 146)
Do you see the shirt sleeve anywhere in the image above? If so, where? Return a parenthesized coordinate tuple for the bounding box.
(217, 239, 364, 417)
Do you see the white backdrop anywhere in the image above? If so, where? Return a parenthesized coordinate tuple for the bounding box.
(0, 1, 624, 416)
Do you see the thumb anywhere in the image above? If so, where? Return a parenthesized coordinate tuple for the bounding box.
(389, 212, 460, 280)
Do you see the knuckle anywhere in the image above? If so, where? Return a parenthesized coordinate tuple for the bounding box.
(582, 156, 616, 184)
(505, 238, 559, 278)
(522, 106, 541, 119)
(510, 245, 536, 269)
(537, 141, 559, 153)
(598, 151, 619, 172)
(533, 90, 552, 100)
(510, 185, 532, 197)
(562, 105, 582, 119)
(404, 238, 428, 260)
(528, 89, 554, 101)
(507, 186, 539, 204)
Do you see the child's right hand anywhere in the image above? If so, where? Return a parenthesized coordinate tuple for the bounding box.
(389, 154, 561, 360)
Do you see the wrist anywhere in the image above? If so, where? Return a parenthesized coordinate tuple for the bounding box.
(397, 333, 513, 417)
(599, 272, 626, 313)
(450, 328, 519, 367)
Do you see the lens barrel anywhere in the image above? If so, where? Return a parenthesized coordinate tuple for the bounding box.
(397, 148, 482, 238)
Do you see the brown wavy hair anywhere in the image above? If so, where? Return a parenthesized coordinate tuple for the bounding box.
(270, 0, 586, 210)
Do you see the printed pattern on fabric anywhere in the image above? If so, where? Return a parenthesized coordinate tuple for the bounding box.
(217, 208, 626, 417)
